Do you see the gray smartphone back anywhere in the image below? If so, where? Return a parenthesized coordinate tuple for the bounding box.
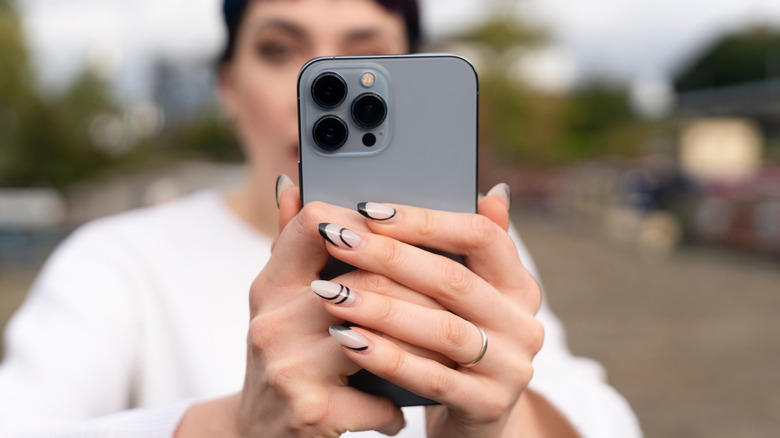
(298, 54, 478, 212)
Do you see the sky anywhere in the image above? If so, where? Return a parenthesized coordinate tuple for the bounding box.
(18, 0, 780, 102)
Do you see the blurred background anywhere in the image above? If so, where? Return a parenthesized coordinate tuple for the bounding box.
(1, 0, 779, 436)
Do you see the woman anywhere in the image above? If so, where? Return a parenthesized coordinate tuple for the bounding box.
(0, 0, 641, 437)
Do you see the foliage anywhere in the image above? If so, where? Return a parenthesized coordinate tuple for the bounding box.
(449, 10, 644, 166)
(675, 27, 780, 92)
(0, 0, 239, 190)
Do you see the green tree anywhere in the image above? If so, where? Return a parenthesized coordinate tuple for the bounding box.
(0, 0, 35, 172)
(0, 0, 123, 190)
(445, 8, 643, 166)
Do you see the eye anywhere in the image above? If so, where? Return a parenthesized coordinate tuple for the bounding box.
(255, 41, 295, 63)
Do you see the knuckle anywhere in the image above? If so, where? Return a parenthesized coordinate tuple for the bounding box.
(295, 202, 329, 233)
(264, 359, 299, 395)
(467, 215, 499, 249)
(424, 372, 454, 400)
(289, 390, 331, 429)
(528, 320, 545, 354)
(526, 277, 544, 312)
(438, 315, 470, 351)
(417, 208, 439, 238)
(374, 297, 399, 326)
(379, 237, 406, 271)
(382, 348, 408, 380)
(357, 271, 393, 293)
(479, 396, 510, 423)
(248, 314, 275, 354)
(440, 261, 473, 296)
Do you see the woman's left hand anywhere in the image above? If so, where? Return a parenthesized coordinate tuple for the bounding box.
(315, 195, 545, 438)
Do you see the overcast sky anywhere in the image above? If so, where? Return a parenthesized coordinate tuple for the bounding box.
(18, 0, 780, 100)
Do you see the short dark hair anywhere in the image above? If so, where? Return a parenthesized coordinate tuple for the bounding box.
(219, 0, 421, 64)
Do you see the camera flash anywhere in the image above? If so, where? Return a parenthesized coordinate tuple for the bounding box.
(360, 72, 376, 88)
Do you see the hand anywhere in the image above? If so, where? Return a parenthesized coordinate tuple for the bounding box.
(313, 192, 544, 438)
(238, 188, 406, 437)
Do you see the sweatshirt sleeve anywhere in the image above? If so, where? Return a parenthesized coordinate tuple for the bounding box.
(509, 225, 643, 438)
(0, 220, 190, 437)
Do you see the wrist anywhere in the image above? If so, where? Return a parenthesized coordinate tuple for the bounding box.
(174, 393, 243, 438)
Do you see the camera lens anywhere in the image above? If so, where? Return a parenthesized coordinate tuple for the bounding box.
(313, 115, 348, 150)
(352, 93, 387, 128)
(312, 73, 347, 108)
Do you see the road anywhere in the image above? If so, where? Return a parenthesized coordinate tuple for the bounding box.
(512, 210, 780, 438)
(1, 210, 779, 437)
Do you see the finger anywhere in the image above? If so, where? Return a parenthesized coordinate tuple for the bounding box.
(315, 275, 453, 365)
(330, 326, 497, 411)
(317, 222, 511, 321)
(329, 387, 406, 435)
(260, 203, 365, 291)
(313, 280, 484, 365)
(357, 203, 531, 293)
(478, 182, 511, 231)
(336, 270, 446, 311)
(276, 173, 301, 232)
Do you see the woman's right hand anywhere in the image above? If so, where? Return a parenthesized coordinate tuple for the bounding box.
(175, 188, 406, 438)
(239, 198, 408, 437)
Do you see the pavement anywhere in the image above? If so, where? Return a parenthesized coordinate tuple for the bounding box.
(512, 210, 780, 438)
(1, 210, 779, 437)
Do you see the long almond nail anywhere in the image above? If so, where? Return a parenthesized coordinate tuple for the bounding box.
(329, 325, 369, 351)
(486, 183, 511, 208)
(275, 174, 294, 209)
(318, 223, 364, 249)
(357, 202, 398, 222)
(311, 280, 359, 306)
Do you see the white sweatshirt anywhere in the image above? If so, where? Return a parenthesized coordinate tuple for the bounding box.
(0, 190, 641, 437)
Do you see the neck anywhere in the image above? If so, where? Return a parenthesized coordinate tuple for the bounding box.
(225, 172, 279, 238)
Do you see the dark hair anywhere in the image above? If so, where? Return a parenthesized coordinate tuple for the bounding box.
(219, 0, 421, 64)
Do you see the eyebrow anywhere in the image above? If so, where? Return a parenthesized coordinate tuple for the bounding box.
(249, 19, 309, 43)
(343, 28, 385, 44)
(249, 19, 391, 47)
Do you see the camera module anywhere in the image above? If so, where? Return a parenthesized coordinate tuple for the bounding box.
(313, 115, 348, 150)
(312, 73, 347, 108)
(352, 93, 387, 128)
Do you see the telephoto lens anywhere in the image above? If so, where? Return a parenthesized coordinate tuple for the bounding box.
(352, 93, 387, 128)
(313, 115, 348, 150)
(312, 73, 347, 108)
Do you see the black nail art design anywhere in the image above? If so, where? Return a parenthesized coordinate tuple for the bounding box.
(357, 202, 397, 221)
(311, 280, 357, 306)
(318, 223, 363, 249)
(329, 325, 369, 351)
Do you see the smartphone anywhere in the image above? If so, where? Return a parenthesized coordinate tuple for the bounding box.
(297, 54, 478, 406)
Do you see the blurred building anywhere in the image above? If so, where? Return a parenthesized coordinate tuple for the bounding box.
(673, 27, 780, 252)
(152, 57, 219, 127)
(674, 26, 780, 183)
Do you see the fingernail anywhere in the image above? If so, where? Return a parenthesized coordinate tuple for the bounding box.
(329, 325, 369, 351)
(275, 174, 294, 209)
(318, 223, 364, 249)
(486, 183, 511, 208)
(357, 202, 398, 222)
(311, 280, 359, 306)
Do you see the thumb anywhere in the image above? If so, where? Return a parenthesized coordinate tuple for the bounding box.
(478, 182, 511, 231)
(276, 174, 301, 232)
(272, 174, 301, 252)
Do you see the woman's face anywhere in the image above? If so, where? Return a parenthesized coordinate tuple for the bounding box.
(219, 0, 408, 185)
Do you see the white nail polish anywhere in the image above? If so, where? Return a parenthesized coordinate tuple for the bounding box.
(318, 223, 364, 249)
(357, 202, 398, 221)
(311, 280, 359, 306)
(329, 325, 369, 351)
(275, 174, 294, 209)
(486, 183, 511, 208)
